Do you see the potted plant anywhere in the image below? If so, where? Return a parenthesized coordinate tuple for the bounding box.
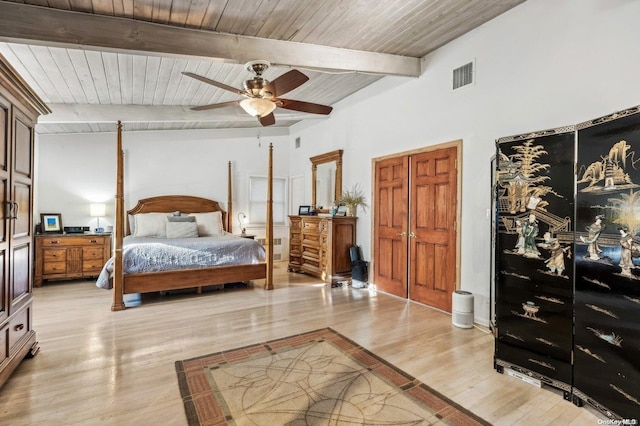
(338, 183, 368, 217)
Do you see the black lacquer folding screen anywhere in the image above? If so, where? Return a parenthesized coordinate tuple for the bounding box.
(574, 107, 640, 419)
(494, 105, 640, 421)
(495, 127, 576, 393)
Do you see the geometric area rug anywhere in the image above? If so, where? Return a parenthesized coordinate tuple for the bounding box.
(175, 328, 491, 425)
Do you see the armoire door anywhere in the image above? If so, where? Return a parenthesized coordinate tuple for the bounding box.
(373, 156, 409, 298)
(9, 107, 34, 313)
(409, 148, 457, 311)
(374, 145, 458, 311)
(0, 94, 8, 323)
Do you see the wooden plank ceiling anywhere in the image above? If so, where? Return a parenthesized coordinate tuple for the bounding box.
(0, 0, 525, 134)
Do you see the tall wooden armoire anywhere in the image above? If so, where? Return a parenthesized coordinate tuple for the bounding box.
(0, 54, 50, 388)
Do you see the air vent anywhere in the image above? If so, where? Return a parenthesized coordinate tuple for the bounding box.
(295, 137, 301, 148)
(452, 61, 474, 90)
(257, 238, 284, 261)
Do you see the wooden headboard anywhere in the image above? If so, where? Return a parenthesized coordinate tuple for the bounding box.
(125, 195, 227, 235)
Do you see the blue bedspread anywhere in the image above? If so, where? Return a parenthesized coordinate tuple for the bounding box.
(96, 233, 265, 289)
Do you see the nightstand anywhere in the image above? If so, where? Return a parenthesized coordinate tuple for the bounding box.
(236, 234, 256, 239)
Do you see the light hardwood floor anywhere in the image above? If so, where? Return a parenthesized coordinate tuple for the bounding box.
(0, 265, 601, 425)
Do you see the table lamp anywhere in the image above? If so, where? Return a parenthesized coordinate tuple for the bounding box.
(90, 203, 106, 233)
(238, 212, 248, 235)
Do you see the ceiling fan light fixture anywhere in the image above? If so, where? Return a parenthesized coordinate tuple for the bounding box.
(240, 98, 276, 118)
(243, 77, 267, 96)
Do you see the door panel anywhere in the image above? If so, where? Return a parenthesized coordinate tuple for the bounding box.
(0, 96, 8, 319)
(374, 156, 408, 297)
(409, 148, 457, 311)
(13, 117, 31, 179)
(0, 96, 7, 172)
(12, 182, 30, 239)
(10, 243, 30, 311)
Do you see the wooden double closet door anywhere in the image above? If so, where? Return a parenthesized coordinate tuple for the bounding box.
(374, 144, 459, 311)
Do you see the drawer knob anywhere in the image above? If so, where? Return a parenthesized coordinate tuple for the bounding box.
(14, 323, 24, 331)
(49, 241, 60, 244)
(90, 240, 98, 243)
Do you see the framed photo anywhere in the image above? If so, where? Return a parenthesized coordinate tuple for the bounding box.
(335, 205, 348, 216)
(298, 205, 311, 215)
(41, 213, 63, 233)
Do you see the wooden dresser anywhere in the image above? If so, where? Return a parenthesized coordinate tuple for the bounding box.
(288, 215, 357, 283)
(34, 234, 111, 286)
(0, 54, 50, 388)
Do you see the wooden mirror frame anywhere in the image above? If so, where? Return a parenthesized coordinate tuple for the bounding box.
(310, 149, 343, 212)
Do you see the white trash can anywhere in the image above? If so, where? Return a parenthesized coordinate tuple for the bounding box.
(452, 290, 474, 329)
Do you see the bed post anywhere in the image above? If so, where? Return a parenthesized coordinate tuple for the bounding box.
(227, 161, 232, 232)
(265, 143, 274, 290)
(112, 121, 125, 311)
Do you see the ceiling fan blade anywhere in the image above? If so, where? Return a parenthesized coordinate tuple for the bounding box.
(277, 99, 333, 115)
(259, 112, 276, 126)
(190, 101, 240, 111)
(263, 70, 309, 98)
(182, 72, 245, 95)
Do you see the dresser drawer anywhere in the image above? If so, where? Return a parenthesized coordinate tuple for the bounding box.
(83, 259, 104, 273)
(43, 248, 66, 262)
(83, 247, 104, 260)
(302, 239, 320, 251)
(8, 307, 30, 353)
(301, 219, 320, 232)
(43, 261, 67, 274)
(301, 260, 320, 274)
(39, 235, 108, 247)
(290, 235, 301, 247)
(302, 245, 320, 262)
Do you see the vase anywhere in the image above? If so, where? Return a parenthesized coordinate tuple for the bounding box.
(346, 205, 355, 217)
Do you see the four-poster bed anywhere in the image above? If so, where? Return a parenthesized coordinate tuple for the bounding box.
(106, 121, 274, 311)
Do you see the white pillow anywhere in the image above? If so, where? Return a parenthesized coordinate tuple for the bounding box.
(128, 214, 135, 234)
(189, 211, 224, 236)
(132, 213, 168, 237)
(166, 221, 199, 238)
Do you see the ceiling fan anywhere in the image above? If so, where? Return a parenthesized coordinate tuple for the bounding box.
(183, 60, 333, 126)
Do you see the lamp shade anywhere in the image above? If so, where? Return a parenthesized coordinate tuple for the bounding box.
(89, 203, 106, 217)
(239, 98, 276, 118)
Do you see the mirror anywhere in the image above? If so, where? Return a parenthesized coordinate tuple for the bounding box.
(310, 149, 343, 212)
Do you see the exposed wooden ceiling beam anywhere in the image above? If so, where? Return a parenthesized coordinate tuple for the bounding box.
(0, 2, 421, 77)
(39, 104, 329, 124)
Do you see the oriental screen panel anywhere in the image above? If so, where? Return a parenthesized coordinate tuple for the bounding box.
(574, 105, 640, 419)
(494, 127, 575, 390)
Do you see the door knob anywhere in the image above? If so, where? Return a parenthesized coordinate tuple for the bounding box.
(409, 231, 418, 238)
(397, 231, 407, 237)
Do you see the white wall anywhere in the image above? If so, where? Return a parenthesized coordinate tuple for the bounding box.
(289, 0, 640, 325)
(36, 128, 290, 235)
